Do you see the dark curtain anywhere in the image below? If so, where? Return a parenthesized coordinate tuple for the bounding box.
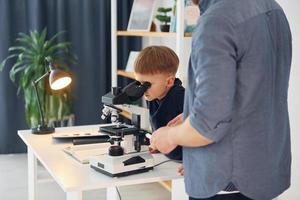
(0, 0, 141, 154)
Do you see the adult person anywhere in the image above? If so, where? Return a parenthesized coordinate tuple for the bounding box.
(149, 0, 292, 199)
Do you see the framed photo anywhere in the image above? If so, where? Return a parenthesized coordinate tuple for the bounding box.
(125, 51, 140, 72)
(184, 0, 200, 32)
(127, 0, 156, 31)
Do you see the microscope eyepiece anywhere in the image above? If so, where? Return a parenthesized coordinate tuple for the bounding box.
(122, 81, 151, 102)
(142, 81, 151, 90)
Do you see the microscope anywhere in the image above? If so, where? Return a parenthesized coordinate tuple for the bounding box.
(90, 81, 155, 177)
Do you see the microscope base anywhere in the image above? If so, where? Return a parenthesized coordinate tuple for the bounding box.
(90, 151, 154, 177)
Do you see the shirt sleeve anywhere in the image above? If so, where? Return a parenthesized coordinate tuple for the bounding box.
(189, 15, 237, 143)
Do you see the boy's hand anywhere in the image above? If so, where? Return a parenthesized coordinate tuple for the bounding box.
(148, 146, 160, 153)
(178, 165, 184, 176)
(167, 113, 183, 127)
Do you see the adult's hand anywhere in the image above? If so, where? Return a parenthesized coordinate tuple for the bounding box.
(150, 126, 177, 154)
(178, 165, 184, 176)
(167, 113, 183, 127)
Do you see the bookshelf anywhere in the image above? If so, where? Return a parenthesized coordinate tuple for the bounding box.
(117, 70, 135, 80)
(117, 31, 192, 38)
(111, 0, 188, 193)
(111, 0, 187, 87)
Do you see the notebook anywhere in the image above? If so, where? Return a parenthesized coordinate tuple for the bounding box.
(63, 143, 110, 164)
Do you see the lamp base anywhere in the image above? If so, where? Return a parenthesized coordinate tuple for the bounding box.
(31, 125, 55, 134)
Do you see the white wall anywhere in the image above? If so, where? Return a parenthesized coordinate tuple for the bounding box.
(277, 0, 300, 199)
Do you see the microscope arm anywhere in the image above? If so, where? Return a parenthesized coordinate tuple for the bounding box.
(114, 104, 151, 132)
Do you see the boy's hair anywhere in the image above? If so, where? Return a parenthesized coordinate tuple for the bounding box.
(134, 46, 179, 75)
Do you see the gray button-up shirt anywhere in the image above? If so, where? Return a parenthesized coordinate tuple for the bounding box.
(183, 0, 292, 199)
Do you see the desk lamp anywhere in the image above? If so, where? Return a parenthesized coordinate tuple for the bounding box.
(32, 57, 72, 134)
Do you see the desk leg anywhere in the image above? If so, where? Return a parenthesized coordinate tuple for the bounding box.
(107, 187, 120, 200)
(172, 179, 188, 200)
(66, 191, 82, 200)
(28, 148, 37, 200)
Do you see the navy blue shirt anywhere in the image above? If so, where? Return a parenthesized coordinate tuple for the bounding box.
(183, 0, 292, 199)
(147, 78, 185, 160)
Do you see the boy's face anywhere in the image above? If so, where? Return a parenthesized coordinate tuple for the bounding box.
(134, 73, 175, 101)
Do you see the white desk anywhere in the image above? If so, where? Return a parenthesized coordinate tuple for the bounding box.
(18, 124, 188, 200)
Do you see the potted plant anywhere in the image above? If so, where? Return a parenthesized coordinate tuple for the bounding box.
(155, 7, 172, 32)
(0, 28, 77, 128)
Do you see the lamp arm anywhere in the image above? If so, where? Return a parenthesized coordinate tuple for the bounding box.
(32, 71, 50, 127)
(34, 71, 50, 84)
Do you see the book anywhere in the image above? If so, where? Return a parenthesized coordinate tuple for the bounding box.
(125, 51, 140, 72)
(63, 143, 110, 164)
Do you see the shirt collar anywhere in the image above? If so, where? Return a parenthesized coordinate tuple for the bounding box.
(155, 78, 182, 103)
(174, 78, 182, 86)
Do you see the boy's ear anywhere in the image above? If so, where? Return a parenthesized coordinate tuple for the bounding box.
(166, 76, 175, 88)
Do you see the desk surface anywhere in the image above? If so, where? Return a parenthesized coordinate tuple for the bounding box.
(18, 124, 183, 193)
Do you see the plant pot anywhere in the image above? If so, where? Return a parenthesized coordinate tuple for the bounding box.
(160, 25, 170, 32)
(150, 21, 157, 32)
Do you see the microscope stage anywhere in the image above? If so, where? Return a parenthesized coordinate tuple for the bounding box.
(99, 124, 138, 136)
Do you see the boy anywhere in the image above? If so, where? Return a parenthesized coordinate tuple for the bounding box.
(134, 45, 184, 160)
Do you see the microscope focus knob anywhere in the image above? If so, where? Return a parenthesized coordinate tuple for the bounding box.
(109, 145, 124, 156)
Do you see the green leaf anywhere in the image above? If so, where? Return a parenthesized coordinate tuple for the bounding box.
(9, 63, 28, 82)
(0, 54, 19, 71)
(8, 46, 27, 52)
(24, 88, 39, 127)
(28, 30, 40, 51)
(39, 28, 47, 46)
(19, 65, 35, 89)
(17, 32, 33, 44)
(157, 7, 172, 13)
(36, 30, 47, 53)
(155, 15, 171, 23)
(46, 42, 71, 54)
(31, 31, 39, 45)
(47, 31, 66, 47)
(17, 86, 22, 96)
(22, 51, 36, 59)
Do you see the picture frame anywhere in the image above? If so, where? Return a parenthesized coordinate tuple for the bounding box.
(125, 51, 140, 72)
(127, 0, 156, 32)
(184, 0, 200, 33)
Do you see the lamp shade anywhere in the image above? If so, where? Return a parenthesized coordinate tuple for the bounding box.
(49, 69, 72, 90)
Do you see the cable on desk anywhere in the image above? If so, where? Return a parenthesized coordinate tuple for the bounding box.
(153, 159, 182, 167)
(116, 186, 122, 200)
(113, 160, 182, 200)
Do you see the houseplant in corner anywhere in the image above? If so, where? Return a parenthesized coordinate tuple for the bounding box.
(0, 28, 77, 128)
(155, 7, 172, 32)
